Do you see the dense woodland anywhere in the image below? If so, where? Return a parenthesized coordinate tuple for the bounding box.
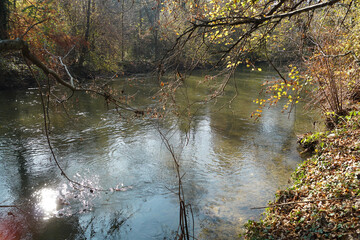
(1, 0, 359, 116)
(1, 0, 358, 119)
(1, 0, 360, 239)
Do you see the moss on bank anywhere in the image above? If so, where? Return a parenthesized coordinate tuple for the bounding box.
(244, 112, 360, 239)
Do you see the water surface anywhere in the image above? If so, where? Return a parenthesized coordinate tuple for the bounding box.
(0, 69, 319, 239)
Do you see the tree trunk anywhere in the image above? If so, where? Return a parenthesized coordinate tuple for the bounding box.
(79, 0, 92, 66)
(134, 8, 142, 60)
(153, 1, 160, 61)
(143, 0, 160, 61)
(0, 0, 9, 40)
(121, 0, 125, 61)
(154, 27, 158, 61)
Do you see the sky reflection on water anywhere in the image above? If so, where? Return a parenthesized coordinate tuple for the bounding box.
(0, 70, 319, 239)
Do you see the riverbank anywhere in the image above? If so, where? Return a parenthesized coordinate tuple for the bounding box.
(0, 54, 36, 90)
(244, 111, 360, 239)
(0, 54, 157, 90)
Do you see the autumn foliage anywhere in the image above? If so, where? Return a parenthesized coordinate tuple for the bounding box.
(245, 113, 360, 239)
(9, 1, 75, 62)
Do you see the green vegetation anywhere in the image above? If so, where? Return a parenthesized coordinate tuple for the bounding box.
(244, 111, 360, 239)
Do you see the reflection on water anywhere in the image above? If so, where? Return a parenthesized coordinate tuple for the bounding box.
(35, 188, 58, 219)
(0, 69, 319, 239)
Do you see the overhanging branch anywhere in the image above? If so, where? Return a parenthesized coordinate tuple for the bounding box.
(0, 38, 139, 113)
(0, 38, 76, 90)
(193, 0, 340, 28)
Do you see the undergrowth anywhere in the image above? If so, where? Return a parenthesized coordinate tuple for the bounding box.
(244, 111, 360, 239)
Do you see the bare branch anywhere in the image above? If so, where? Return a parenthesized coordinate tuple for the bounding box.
(0, 38, 138, 113)
(58, 56, 74, 87)
(267, 0, 288, 16)
(21, 18, 48, 38)
(192, 0, 340, 28)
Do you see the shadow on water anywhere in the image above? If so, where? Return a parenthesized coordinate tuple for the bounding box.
(0, 69, 319, 239)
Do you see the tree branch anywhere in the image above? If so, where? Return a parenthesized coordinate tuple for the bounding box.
(2, 39, 78, 90)
(21, 18, 48, 38)
(0, 38, 139, 113)
(266, 0, 287, 16)
(193, 0, 340, 28)
(59, 56, 74, 87)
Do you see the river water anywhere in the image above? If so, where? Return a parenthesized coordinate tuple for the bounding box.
(0, 69, 318, 239)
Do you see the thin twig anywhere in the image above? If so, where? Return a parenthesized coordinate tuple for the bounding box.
(158, 129, 193, 239)
(21, 18, 48, 38)
(23, 58, 129, 193)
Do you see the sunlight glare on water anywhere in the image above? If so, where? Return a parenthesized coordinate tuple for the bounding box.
(0, 69, 320, 239)
(35, 188, 58, 219)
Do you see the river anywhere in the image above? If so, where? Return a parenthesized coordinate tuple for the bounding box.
(0, 68, 318, 239)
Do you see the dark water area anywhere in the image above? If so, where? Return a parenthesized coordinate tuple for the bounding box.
(0, 69, 320, 239)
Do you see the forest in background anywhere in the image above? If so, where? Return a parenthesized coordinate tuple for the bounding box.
(0, 0, 332, 83)
(1, 1, 359, 118)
